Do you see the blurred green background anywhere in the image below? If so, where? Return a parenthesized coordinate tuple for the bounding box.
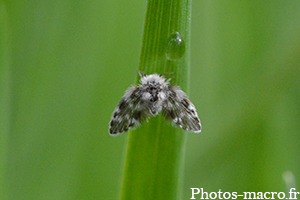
(1, 0, 300, 200)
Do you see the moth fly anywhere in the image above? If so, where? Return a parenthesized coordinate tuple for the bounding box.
(109, 70, 201, 135)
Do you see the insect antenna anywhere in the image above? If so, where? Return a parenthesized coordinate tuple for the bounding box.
(159, 72, 174, 77)
(135, 70, 146, 78)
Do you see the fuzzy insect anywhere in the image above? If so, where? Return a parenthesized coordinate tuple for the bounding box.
(109, 70, 201, 135)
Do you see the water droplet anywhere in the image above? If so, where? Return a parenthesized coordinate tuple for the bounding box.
(165, 32, 185, 61)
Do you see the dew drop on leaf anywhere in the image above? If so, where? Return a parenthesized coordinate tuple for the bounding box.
(165, 32, 185, 61)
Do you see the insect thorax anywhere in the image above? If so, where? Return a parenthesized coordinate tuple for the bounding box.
(144, 82, 162, 102)
(140, 74, 168, 103)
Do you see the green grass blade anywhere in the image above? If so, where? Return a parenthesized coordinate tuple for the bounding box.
(0, 3, 9, 200)
(120, 0, 192, 200)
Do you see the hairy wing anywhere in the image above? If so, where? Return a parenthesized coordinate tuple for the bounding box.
(109, 86, 149, 136)
(162, 85, 201, 133)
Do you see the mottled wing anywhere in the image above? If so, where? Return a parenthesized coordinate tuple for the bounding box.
(109, 86, 148, 136)
(162, 85, 201, 133)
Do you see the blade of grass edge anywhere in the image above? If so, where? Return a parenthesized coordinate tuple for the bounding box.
(0, 2, 9, 200)
(120, 0, 192, 200)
